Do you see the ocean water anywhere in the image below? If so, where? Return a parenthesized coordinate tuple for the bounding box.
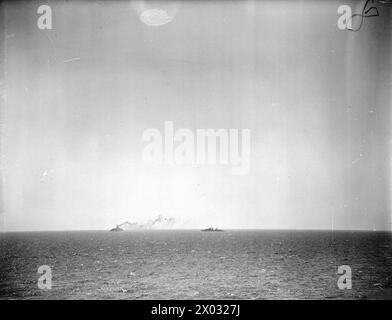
(0, 230, 391, 300)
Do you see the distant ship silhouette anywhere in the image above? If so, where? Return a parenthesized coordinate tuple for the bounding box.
(201, 226, 224, 232)
(110, 225, 124, 232)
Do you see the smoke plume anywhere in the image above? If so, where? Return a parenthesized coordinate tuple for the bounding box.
(115, 215, 176, 230)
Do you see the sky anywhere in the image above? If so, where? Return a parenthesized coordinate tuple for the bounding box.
(1, 0, 391, 231)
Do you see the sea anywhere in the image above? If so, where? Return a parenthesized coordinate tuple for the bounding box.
(0, 230, 391, 300)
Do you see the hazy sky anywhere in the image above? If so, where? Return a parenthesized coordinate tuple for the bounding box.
(1, 0, 391, 231)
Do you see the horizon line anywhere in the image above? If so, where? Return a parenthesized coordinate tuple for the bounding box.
(1, 227, 391, 233)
